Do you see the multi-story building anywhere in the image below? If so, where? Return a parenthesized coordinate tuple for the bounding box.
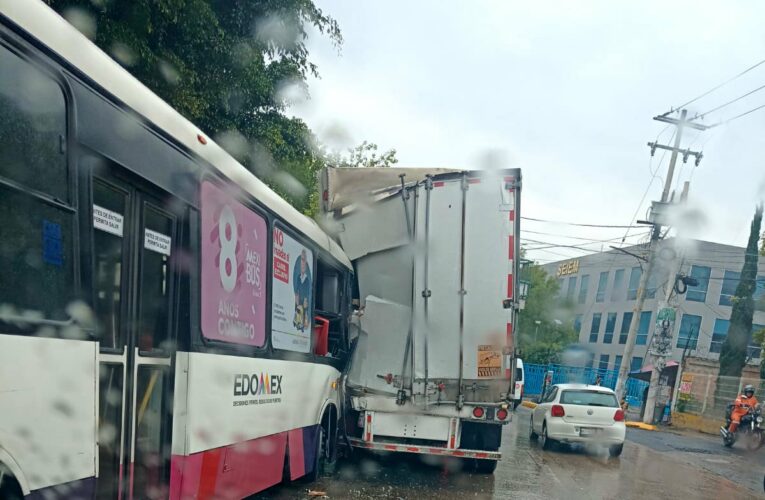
(539, 239, 765, 374)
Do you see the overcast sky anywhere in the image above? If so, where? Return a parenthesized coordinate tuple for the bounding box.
(290, 1, 765, 264)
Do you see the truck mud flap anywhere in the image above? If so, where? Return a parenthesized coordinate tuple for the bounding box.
(348, 437, 501, 461)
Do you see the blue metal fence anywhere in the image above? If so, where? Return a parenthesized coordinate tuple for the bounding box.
(524, 363, 649, 408)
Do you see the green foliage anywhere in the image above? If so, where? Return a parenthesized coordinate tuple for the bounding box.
(326, 141, 398, 169)
(517, 265, 578, 365)
(46, 0, 341, 212)
(719, 205, 763, 379)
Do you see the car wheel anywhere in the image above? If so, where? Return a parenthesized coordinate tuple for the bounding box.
(540, 423, 554, 451)
(608, 443, 623, 457)
(529, 416, 538, 440)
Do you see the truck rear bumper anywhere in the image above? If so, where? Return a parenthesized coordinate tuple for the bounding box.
(349, 437, 502, 460)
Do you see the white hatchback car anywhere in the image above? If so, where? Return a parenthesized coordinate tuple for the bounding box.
(529, 383, 626, 457)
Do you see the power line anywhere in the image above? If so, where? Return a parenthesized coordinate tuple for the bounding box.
(691, 82, 765, 121)
(661, 57, 765, 116)
(711, 102, 765, 128)
(522, 229, 651, 243)
(521, 216, 641, 229)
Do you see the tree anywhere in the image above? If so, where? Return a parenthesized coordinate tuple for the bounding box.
(46, 0, 341, 212)
(517, 265, 577, 365)
(718, 205, 763, 388)
(326, 141, 398, 169)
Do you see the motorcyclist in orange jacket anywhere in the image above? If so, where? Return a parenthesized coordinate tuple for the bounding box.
(725, 384, 759, 435)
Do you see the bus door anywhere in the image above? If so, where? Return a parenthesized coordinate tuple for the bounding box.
(91, 169, 177, 499)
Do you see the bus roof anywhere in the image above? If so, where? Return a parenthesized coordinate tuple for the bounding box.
(1, 0, 351, 270)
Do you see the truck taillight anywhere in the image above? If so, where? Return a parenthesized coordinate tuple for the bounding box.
(472, 407, 485, 418)
(496, 408, 508, 421)
(614, 409, 625, 422)
(551, 405, 565, 417)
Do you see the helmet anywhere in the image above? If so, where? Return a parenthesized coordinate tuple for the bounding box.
(743, 384, 755, 398)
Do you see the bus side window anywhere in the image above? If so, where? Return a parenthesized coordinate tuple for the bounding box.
(137, 203, 176, 353)
(315, 259, 346, 356)
(0, 43, 74, 327)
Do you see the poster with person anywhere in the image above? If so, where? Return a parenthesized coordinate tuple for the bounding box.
(272, 227, 313, 352)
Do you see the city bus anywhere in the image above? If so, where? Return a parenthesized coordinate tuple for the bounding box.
(0, 1, 354, 498)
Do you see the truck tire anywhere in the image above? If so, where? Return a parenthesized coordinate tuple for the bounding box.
(461, 422, 502, 474)
(473, 459, 498, 474)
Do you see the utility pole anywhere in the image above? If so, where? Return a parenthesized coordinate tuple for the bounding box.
(614, 110, 707, 410)
(641, 110, 707, 424)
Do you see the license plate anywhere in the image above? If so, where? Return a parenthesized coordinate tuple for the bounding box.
(579, 427, 599, 436)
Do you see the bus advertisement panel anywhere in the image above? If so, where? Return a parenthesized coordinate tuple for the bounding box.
(200, 181, 267, 346)
(272, 227, 313, 352)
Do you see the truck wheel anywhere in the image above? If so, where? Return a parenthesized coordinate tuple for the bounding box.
(529, 416, 538, 440)
(461, 422, 501, 474)
(512, 400, 520, 410)
(473, 459, 498, 474)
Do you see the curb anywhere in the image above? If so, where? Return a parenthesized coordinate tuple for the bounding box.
(521, 401, 538, 409)
(626, 421, 657, 431)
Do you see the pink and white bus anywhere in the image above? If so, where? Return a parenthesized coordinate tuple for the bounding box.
(0, 2, 353, 498)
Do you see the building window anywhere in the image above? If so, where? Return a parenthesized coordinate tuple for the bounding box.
(603, 312, 617, 344)
(676, 314, 701, 349)
(611, 269, 625, 302)
(636, 311, 651, 345)
(578, 274, 590, 304)
(719, 270, 740, 306)
(685, 265, 711, 302)
(619, 311, 633, 344)
(628, 267, 642, 300)
(710, 318, 729, 353)
(630, 356, 643, 372)
(566, 276, 577, 301)
(599, 354, 610, 371)
(573, 314, 583, 334)
(711, 319, 764, 357)
(596, 271, 609, 302)
(645, 269, 659, 299)
(614, 355, 623, 372)
(589, 313, 602, 343)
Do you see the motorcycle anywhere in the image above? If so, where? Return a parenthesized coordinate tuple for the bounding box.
(721, 403, 764, 450)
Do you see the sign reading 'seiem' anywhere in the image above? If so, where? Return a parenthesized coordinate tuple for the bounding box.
(556, 259, 580, 277)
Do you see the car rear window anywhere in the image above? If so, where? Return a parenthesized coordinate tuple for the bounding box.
(560, 390, 618, 407)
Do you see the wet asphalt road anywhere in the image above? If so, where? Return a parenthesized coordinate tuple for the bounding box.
(258, 407, 765, 499)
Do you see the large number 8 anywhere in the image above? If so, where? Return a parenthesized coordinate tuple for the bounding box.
(219, 205, 237, 292)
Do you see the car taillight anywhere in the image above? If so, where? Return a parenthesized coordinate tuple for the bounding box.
(497, 408, 508, 421)
(473, 407, 485, 418)
(614, 409, 625, 422)
(551, 405, 565, 417)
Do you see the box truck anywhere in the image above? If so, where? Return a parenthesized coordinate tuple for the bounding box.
(319, 167, 521, 472)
